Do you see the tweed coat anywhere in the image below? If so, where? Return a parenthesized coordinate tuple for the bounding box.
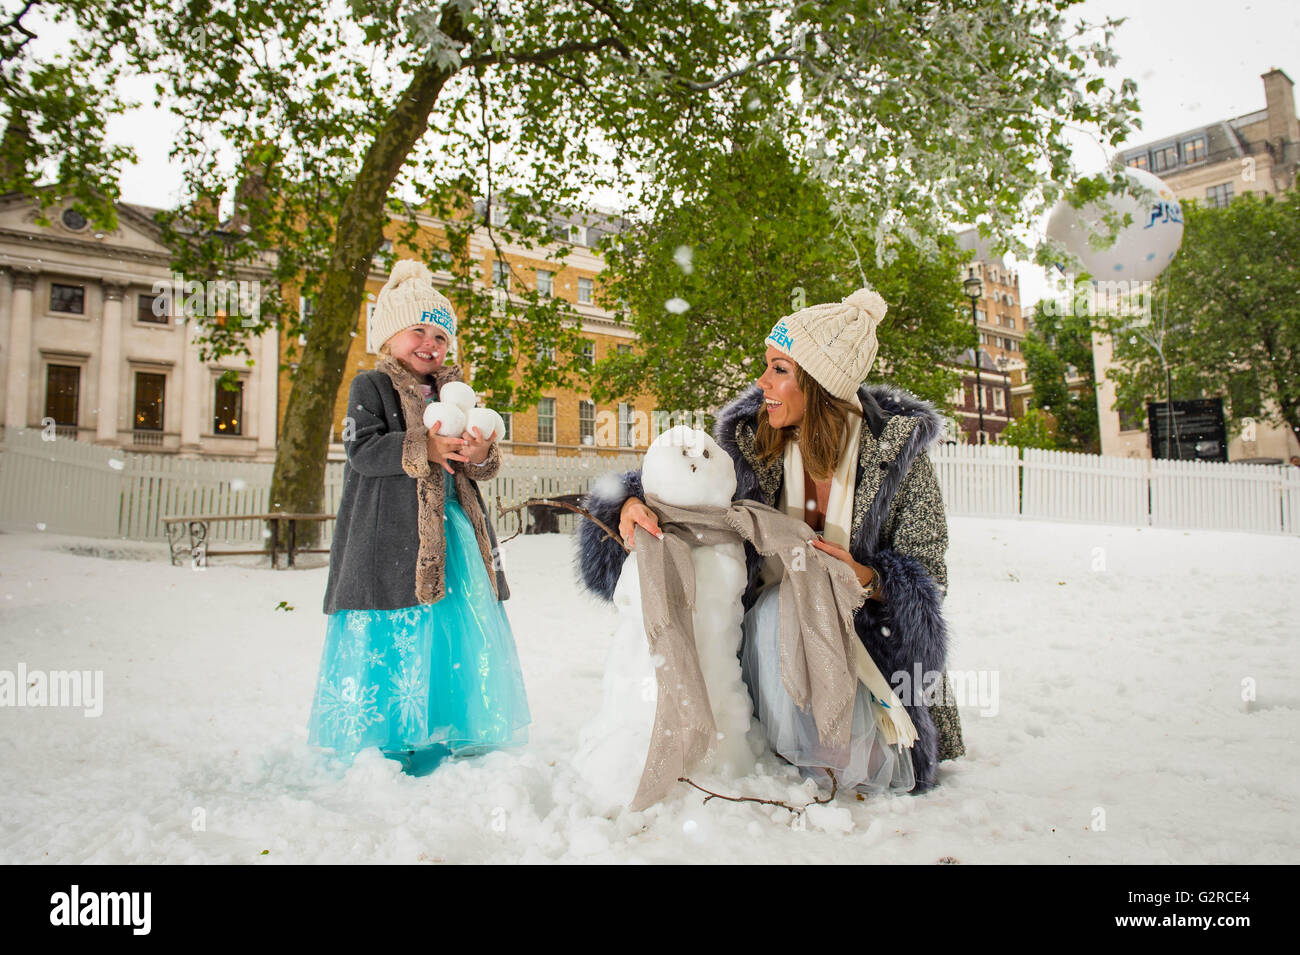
(576, 382, 965, 790)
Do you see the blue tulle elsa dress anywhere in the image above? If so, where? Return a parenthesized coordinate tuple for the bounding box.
(308, 469, 530, 774)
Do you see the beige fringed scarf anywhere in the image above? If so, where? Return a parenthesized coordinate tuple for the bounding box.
(631, 494, 871, 810)
(376, 355, 500, 605)
(782, 416, 918, 750)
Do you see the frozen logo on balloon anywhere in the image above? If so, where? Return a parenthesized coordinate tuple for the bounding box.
(1145, 199, 1182, 229)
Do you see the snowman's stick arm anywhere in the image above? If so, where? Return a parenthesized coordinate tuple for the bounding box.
(678, 771, 838, 814)
(495, 496, 630, 552)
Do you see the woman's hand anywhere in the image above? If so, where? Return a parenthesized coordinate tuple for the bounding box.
(618, 496, 663, 550)
(426, 423, 470, 475)
(810, 536, 884, 601)
(461, 426, 492, 467)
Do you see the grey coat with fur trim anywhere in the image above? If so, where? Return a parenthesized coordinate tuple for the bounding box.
(323, 367, 509, 614)
(575, 383, 964, 791)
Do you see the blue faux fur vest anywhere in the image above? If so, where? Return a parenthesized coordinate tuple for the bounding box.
(575, 383, 956, 790)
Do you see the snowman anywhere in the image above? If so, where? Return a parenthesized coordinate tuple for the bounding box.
(573, 426, 760, 813)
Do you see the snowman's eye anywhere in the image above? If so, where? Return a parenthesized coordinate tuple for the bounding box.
(681, 448, 687, 456)
(703, 449, 710, 458)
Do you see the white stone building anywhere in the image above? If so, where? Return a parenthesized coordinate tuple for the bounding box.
(0, 196, 279, 460)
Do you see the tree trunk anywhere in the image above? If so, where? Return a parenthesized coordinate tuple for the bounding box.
(268, 45, 465, 548)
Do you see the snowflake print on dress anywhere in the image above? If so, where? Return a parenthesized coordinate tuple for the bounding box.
(315, 676, 385, 741)
(391, 606, 422, 629)
(364, 648, 387, 669)
(391, 622, 418, 658)
(390, 659, 429, 735)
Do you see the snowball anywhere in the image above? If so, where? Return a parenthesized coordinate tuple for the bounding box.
(467, 407, 504, 443)
(423, 401, 466, 435)
(439, 381, 478, 413)
(107, 458, 125, 471)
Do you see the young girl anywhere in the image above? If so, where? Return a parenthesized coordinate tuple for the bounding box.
(308, 259, 530, 775)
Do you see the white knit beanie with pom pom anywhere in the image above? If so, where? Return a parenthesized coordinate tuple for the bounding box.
(764, 287, 888, 401)
(366, 258, 459, 354)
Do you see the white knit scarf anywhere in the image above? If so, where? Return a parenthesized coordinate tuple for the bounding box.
(780, 416, 918, 750)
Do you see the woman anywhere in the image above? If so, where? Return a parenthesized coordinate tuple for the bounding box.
(577, 287, 964, 791)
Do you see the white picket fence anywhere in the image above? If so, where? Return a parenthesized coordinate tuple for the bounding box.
(2, 428, 1298, 547)
(0, 428, 644, 547)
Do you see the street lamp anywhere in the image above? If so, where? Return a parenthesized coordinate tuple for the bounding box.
(963, 268, 985, 444)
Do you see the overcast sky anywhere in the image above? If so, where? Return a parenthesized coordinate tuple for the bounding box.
(100, 0, 1298, 307)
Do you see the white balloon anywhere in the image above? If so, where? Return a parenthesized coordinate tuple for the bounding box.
(1045, 167, 1183, 283)
(467, 407, 504, 443)
(439, 381, 478, 413)
(422, 401, 466, 435)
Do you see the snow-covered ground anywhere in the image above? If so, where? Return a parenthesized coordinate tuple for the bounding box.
(1, 515, 1297, 864)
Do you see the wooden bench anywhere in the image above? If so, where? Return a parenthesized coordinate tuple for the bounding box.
(162, 513, 336, 568)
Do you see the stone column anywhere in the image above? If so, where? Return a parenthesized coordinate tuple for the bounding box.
(257, 323, 278, 452)
(180, 317, 203, 452)
(0, 268, 11, 429)
(4, 270, 37, 434)
(96, 282, 127, 443)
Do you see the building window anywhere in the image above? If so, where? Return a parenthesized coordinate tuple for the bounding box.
(1182, 136, 1206, 164)
(975, 308, 986, 324)
(134, 372, 166, 431)
(490, 204, 506, 227)
(536, 269, 553, 299)
(372, 239, 393, 267)
(569, 224, 586, 246)
(137, 292, 169, 324)
(993, 388, 1006, 412)
(44, 364, 80, 429)
(577, 277, 593, 305)
(491, 328, 514, 361)
(492, 259, 510, 289)
(213, 378, 243, 435)
(579, 399, 596, 445)
(535, 342, 556, 363)
(1117, 402, 1143, 433)
(581, 340, 595, 367)
(499, 412, 512, 442)
(616, 343, 631, 356)
(1151, 145, 1179, 172)
(1206, 182, 1234, 208)
(429, 248, 452, 272)
(1126, 153, 1149, 170)
(537, 397, 555, 444)
(951, 385, 965, 408)
(50, 282, 85, 314)
(618, 402, 634, 447)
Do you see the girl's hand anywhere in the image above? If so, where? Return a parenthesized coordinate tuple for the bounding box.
(426, 423, 470, 475)
(461, 426, 492, 466)
(618, 496, 663, 550)
(809, 536, 883, 600)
